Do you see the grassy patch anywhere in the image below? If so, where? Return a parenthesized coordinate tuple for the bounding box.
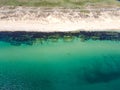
(0, 0, 120, 8)
(31, 1, 61, 7)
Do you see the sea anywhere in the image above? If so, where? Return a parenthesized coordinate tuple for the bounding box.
(0, 31, 120, 90)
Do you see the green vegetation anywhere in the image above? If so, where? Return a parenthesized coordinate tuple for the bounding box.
(0, 0, 120, 8)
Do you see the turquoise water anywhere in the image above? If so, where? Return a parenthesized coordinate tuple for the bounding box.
(0, 38, 120, 90)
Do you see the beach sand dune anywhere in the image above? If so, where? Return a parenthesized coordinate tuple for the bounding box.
(0, 7, 120, 32)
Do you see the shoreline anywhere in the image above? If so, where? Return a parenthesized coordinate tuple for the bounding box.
(0, 20, 120, 32)
(0, 7, 120, 32)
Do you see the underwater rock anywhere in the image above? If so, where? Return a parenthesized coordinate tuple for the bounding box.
(48, 35, 59, 42)
(79, 35, 89, 42)
(91, 36, 100, 40)
(63, 35, 74, 42)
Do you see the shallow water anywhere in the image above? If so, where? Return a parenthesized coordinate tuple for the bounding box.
(0, 38, 120, 90)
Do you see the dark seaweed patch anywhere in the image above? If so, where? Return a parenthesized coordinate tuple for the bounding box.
(83, 59, 120, 84)
(0, 31, 120, 45)
(84, 68, 120, 84)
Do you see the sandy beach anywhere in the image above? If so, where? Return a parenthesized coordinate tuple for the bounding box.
(0, 7, 120, 32)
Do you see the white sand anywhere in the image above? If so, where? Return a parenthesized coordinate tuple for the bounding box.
(0, 7, 120, 32)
